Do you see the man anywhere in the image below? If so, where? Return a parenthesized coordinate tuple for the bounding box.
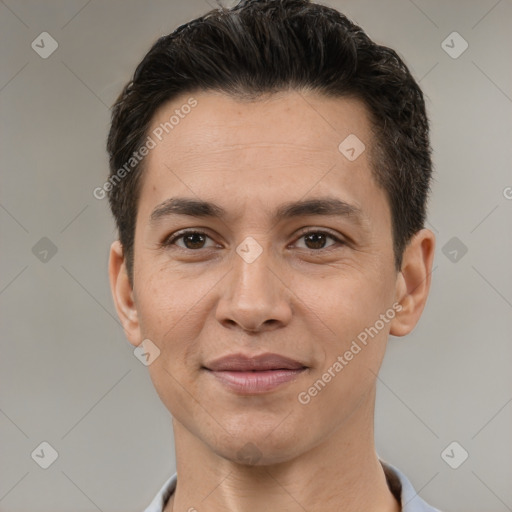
(107, 0, 440, 510)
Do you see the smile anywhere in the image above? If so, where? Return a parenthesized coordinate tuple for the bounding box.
(203, 352, 308, 394)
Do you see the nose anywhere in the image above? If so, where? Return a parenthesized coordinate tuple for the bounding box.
(215, 243, 293, 333)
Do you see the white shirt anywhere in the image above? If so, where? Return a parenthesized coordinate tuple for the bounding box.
(142, 459, 442, 511)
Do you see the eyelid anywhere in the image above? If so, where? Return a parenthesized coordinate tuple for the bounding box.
(161, 228, 217, 249)
(161, 227, 348, 251)
(290, 228, 347, 251)
(292, 227, 346, 244)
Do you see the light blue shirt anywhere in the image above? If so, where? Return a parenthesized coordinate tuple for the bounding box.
(143, 459, 442, 511)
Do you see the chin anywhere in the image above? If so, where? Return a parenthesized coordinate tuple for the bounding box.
(210, 428, 307, 467)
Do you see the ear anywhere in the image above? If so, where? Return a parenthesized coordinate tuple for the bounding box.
(390, 228, 436, 337)
(109, 240, 142, 347)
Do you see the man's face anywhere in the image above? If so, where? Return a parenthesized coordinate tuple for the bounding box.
(120, 91, 406, 463)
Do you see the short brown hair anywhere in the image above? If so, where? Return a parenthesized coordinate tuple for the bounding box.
(107, 0, 432, 280)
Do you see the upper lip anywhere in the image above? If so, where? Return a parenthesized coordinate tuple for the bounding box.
(204, 353, 307, 372)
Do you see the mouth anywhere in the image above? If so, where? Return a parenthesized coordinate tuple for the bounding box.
(202, 353, 308, 394)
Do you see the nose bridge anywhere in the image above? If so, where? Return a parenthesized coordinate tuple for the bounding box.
(216, 237, 291, 331)
(234, 241, 274, 301)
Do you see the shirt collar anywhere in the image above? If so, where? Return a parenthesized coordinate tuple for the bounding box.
(380, 459, 441, 512)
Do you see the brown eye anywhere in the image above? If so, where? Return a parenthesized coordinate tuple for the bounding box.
(181, 232, 207, 249)
(163, 230, 216, 250)
(294, 230, 343, 251)
(304, 232, 329, 250)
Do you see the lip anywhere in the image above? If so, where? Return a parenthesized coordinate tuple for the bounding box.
(204, 353, 307, 372)
(203, 353, 308, 394)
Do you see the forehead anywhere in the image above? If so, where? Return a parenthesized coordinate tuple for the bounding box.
(147, 91, 372, 164)
(136, 91, 389, 228)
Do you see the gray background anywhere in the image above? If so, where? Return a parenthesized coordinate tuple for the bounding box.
(1, 1, 511, 511)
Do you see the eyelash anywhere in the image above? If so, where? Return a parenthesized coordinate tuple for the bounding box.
(161, 229, 346, 253)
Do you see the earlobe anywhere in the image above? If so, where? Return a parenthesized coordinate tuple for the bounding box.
(108, 240, 141, 346)
(390, 229, 436, 337)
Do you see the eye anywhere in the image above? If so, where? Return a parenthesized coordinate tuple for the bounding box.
(162, 230, 217, 250)
(161, 229, 346, 252)
(293, 230, 345, 251)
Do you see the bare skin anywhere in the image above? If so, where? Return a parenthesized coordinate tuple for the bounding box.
(109, 90, 435, 512)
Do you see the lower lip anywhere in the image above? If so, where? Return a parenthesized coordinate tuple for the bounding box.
(207, 369, 307, 394)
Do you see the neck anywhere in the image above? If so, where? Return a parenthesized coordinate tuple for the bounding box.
(165, 389, 400, 512)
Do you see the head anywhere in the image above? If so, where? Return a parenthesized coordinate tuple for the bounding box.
(108, 0, 435, 465)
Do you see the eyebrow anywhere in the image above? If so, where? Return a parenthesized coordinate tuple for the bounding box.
(149, 196, 365, 226)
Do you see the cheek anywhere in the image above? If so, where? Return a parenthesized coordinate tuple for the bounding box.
(134, 272, 205, 393)
(292, 269, 395, 403)
(295, 317, 390, 429)
(293, 266, 394, 338)
(137, 273, 206, 420)
(136, 266, 208, 331)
